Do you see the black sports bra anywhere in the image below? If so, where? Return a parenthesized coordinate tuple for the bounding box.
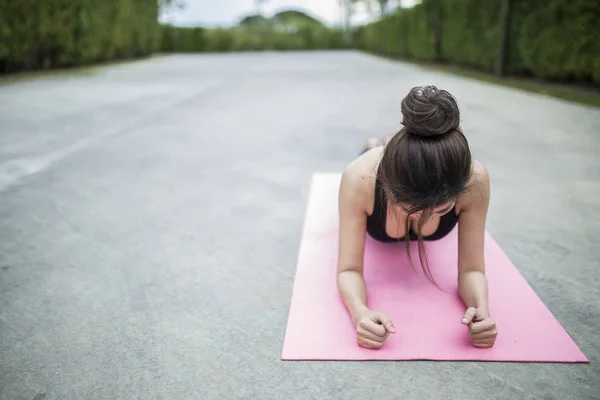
(366, 169, 459, 243)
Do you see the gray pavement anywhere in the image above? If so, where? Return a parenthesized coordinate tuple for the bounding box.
(1, 51, 599, 399)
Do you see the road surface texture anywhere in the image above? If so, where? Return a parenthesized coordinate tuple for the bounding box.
(1, 51, 599, 399)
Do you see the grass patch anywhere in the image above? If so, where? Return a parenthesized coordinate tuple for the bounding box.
(364, 51, 600, 109)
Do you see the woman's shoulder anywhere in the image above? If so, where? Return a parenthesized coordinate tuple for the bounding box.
(340, 148, 382, 213)
(470, 159, 490, 188)
(457, 159, 490, 211)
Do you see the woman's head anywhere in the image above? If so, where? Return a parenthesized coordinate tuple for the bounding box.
(378, 85, 472, 283)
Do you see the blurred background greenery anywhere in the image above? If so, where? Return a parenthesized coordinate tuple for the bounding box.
(159, 9, 347, 53)
(1, 0, 599, 88)
(355, 0, 600, 86)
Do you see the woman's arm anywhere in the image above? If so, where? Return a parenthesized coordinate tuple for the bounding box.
(457, 161, 491, 312)
(337, 166, 396, 349)
(456, 161, 497, 347)
(336, 167, 370, 323)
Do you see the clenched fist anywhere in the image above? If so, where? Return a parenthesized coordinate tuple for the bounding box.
(462, 307, 498, 348)
(355, 310, 396, 349)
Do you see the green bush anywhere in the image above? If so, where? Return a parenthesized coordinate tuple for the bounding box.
(0, 0, 160, 74)
(354, 0, 600, 84)
(438, 0, 501, 71)
(406, 4, 436, 61)
(158, 25, 348, 52)
(514, 0, 600, 82)
(0, 2, 347, 74)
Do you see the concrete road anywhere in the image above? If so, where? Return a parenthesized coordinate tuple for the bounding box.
(1, 51, 599, 399)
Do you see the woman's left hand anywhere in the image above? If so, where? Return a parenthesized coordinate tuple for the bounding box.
(461, 307, 498, 348)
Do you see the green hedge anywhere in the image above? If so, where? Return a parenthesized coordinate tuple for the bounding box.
(438, 0, 501, 71)
(0, 0, 160, 74)
(0, 0, 348, 75)
(354, 0, 600, 84)
(159, 25, 348, 52)
(513, 0, 600, 82)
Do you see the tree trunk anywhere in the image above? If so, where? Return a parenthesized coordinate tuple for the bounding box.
(495, 0, 510, 76)
(433, 4, 442, 60)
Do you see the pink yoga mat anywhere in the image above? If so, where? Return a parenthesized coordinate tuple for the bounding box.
(282, 173, 588, 362)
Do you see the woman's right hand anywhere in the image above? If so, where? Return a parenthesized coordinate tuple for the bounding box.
(354, 309, 396, 349)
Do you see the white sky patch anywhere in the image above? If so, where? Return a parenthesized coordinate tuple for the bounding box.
(160, 0, 421, 28)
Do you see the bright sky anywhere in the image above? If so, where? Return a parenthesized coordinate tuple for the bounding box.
(160, 0, 417, 28)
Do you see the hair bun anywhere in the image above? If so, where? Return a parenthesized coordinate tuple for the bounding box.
(401, 85, 460, 137)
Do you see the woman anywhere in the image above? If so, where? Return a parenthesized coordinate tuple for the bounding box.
(336, 85, 498, 350)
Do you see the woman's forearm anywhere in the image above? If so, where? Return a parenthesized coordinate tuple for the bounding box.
(458, 270, 489, 315)
(337, 270, 369, 324)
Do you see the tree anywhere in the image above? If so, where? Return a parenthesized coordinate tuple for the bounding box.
(252, 0, 270, 33)
(351, 0, 391, 19)
(340, 0, 360, 31)
(238, 14, 270, 27)
(422, 0, 443, 60)
(495, 0, 511, 77)
(255, 0, 269, 16)
(272, 10, 326, 27)
(375, 0, 390, 17)
(159, 0, 186, 14)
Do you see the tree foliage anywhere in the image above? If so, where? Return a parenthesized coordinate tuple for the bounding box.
(272, 10, 325, 27)
(0, 0, 160, 74)
(160, 25, 347, 53)
(161, 8, 347, 53)
(354, 0, 600, 84)
(238, 14, 269, 27)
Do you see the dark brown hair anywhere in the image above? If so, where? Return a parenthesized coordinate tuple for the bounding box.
(378, 85, 472, 284)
